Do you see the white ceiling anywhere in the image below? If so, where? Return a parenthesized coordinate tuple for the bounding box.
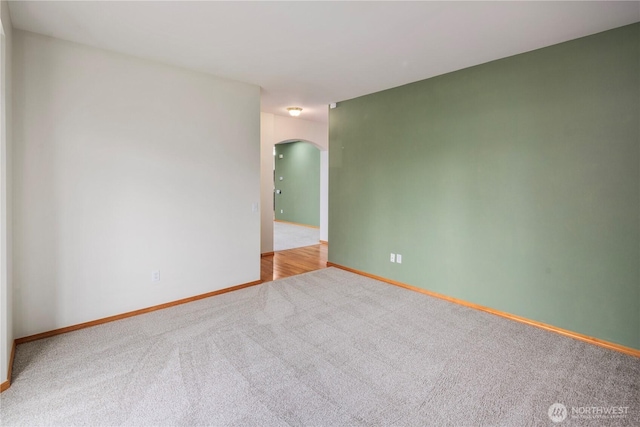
(8, 1, 640, 123)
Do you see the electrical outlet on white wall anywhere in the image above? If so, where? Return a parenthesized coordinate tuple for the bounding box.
(152, 270, 160, 283)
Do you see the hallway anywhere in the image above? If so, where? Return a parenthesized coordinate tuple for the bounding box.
(261, 244, 328, 283)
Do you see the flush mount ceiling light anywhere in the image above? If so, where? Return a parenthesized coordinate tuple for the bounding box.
(287, 107, 302, 117)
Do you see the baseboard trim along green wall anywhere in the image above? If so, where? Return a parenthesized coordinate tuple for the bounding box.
(274, 219, 320, 229)
(329, 23, 639, 350)
(327, 263, 640, 358)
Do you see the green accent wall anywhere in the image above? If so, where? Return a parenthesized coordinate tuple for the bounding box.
(275, 141, 321, 227)
(329, 24, 639, 349)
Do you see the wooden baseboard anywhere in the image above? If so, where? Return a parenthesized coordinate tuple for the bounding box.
(326, 262, 640, 358)
(8, 339, 15, 382)
(261, 251, 275, 257)
(16, 279, 263, 345)
(0, 340, 16, 393)
(319, 240, 328, 245)
(274, 219, 320, 229)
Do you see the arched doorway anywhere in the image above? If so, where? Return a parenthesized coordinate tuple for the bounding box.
(259, 112, 329, 257)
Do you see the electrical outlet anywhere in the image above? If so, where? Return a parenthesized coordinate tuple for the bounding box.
(152, 270, 160, 283)
(280, 209, 284, 214)
(390, 253, 395, 263)
(396, 254, 402, 264)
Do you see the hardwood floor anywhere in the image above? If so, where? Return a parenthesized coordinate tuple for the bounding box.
(261, 243, 328, 282)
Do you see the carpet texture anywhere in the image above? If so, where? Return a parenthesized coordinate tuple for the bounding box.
(1, 268, 638, 426)
(273, 221, 319, 252)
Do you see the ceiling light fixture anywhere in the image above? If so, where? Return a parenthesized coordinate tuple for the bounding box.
(287, 107, 302, 117)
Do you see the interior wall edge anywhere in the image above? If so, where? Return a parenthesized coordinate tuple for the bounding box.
(0, 339, 15, 393)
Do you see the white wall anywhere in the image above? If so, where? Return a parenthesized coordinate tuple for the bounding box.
(0, 0, 13, 385)
(260, 113, 275, 253)
(272, 115, 328, 151)
(13, 31, 261, 338)
(260, 113, 328, 253)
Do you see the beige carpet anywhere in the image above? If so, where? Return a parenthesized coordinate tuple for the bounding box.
(1, 268, 639, 426)
(273, 221, 319, 251)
